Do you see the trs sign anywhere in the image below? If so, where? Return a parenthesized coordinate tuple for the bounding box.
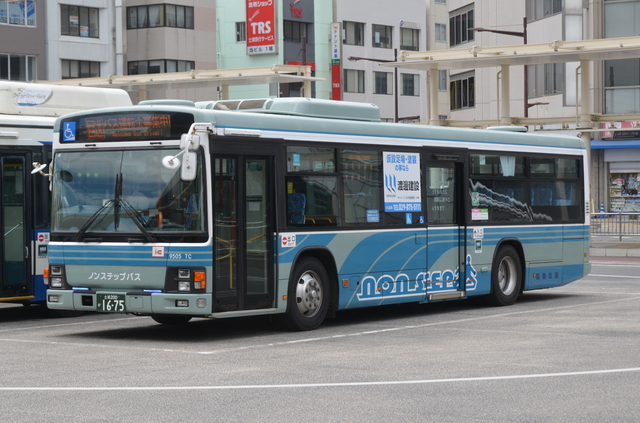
(246, 0, 276, 55)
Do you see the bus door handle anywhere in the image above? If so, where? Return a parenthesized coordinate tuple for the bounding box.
(25, 246, 29, 259)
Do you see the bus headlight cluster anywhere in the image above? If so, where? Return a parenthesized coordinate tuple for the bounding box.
(170, 268, 206, 293)
(47, 265, 66, 289)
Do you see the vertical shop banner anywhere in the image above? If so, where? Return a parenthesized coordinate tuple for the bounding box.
(246, 0, 276, 55)
(383, 152, 421, 212)
(331, 22, 342, 100)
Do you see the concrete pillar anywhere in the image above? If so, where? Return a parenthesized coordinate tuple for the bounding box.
(220, 85, 229, 100)
(428, 70, 440, 126)
(500, 65, 511, 126)
(579, 60, 592, 201)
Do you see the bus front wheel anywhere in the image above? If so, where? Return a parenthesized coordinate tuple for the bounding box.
(489, 246, 522, 306)
(151, 314, 192, 325)
(281, 257, 329, 331)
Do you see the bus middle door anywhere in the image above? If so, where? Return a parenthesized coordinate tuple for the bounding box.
(0, 155, 30, 301)
(424, 150, 467, 302)
(211, 141, 279, 313)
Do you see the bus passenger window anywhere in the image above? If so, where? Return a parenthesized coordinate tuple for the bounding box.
(286, 176, 338, 226)
(341, 150, 382, 225)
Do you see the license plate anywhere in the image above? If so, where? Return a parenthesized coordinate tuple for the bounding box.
(96, 293, 126, 312)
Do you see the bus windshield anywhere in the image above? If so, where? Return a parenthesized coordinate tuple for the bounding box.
(51, 149, 205, 237)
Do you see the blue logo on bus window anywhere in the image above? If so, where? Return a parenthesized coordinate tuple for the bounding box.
(63, 122, 76, 142)
(405, 213, 412, 224)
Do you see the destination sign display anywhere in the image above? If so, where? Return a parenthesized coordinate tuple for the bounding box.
(60, 111, 194, 143)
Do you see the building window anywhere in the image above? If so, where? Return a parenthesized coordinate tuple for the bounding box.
(604, 58, 640, 113)
(236, 22, 246, 42)
(450, 72, 475, 110)
(435, 23, 447, 42)
(449, 7, 474, 47)
(438, 70, 447, 91)
(527, 63, 564, 98)
(127, 4, 194, 29)
(526, 0, 562, 22)
(0, 54, 36, 81)
(284, 20, 308, 42)
(343, 21, 364, 46)
(401, 74, 420, 96)
(372, 24, 392, 49)
(60, 5, 99, 37)
(128, 60, 194, 75)
(344, 69, 365, 93)
(603, 1, 640, 114)
(374, 72, 393, 95)
(0, 0, 36, 26)
(435, 0, 447, 4)
(605, 0, 640, 38)
(61, 60, 99, 79)
(400, 28, 419, 51)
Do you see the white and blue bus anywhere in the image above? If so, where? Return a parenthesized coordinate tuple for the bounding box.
(0, 81, 131, 308)
(43, 98, 590, 329)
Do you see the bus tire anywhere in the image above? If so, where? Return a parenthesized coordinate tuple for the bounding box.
(489, 245, 522, 306)
(151, 314, 192, 325)
(281, 257, 329, 331)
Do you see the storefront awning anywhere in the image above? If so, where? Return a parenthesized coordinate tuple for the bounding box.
(591, 140, 640, 149)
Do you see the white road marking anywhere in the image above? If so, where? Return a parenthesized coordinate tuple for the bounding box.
(1, 368, 639, 391)
(589, 274, 640, 279)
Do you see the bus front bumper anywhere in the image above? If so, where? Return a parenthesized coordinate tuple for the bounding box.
(46, 290, 212, 315)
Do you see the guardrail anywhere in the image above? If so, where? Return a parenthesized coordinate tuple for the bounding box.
(591, 212, 640, 240)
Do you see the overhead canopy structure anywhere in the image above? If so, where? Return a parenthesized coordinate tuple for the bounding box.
(394, 36, 640, 70)
(36, 64, 322, 101)
(385, 35, 640, 131)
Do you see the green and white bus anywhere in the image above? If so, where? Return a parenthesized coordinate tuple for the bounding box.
(43, 98, 590, 330)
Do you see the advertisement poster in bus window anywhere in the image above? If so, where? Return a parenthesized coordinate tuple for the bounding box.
(383, 152, 421, 212)
(246, 0, 276, 55)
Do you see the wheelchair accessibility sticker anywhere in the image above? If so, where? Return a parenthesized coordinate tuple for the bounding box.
(63, 122, 76, 142)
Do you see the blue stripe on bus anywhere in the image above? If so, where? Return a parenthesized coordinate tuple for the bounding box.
(48, 244, 213, 266)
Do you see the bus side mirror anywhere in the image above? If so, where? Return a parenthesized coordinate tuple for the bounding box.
(31, 162, 49, 176)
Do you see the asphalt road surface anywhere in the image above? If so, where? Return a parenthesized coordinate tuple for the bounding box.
(1, 257, 639, 422)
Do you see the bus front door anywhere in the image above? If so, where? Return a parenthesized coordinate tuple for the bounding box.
(424, 152, 467, 302)
(212, 154, 275, 312)
(0, 155, 30, 300)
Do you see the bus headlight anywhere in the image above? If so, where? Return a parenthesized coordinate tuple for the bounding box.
(50, 277, 63, 288)
(178, 281, 190, 292)
(47, 265, 67, 289)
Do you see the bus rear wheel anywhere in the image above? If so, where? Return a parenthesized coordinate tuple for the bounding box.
(151, 314, 192, 325)
(281, 257, 329, 331)
(489, 245, 522, 306)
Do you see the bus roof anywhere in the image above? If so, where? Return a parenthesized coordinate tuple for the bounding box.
(53, 98, 585, 150)
(0, 81, 132, 117)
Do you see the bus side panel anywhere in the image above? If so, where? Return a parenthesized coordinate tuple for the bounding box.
(465, 225, 589, 294)
(561, 224, 591, 285)
(278, 230, 428, 310)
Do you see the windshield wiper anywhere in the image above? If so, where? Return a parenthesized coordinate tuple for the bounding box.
(118, 197, 156, 242)
(74, 199, 114, 242)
